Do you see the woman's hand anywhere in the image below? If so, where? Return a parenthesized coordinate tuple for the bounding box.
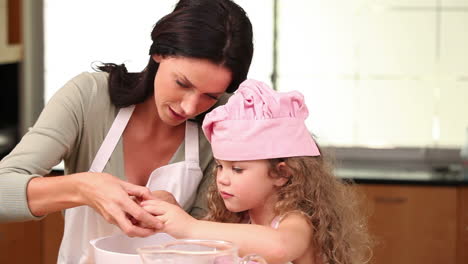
(140, 199, 196, 238)
(74, 172, 163, 237)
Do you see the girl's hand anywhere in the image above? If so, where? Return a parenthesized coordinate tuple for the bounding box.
(140, 199, 196, 238)
(74, 172, 164, 237)
(150, 190, 179, 206)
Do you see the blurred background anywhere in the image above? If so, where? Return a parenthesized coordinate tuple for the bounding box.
(1, 0, 467, 263)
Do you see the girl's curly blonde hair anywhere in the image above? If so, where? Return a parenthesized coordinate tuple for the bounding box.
(205, 150, 372, 264)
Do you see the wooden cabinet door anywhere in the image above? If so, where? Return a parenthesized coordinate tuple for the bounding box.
(0, 213, 64, 264)
(360, 184, 458, 264)
(41, 212, 64, 264)
(457, 187, 468, 264)
(0, 221, 41, 264)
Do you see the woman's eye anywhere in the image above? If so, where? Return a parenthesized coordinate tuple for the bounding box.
(215, 164, 223, 170)
(176, 80, 189, 88)
(205, 94, 219, 100)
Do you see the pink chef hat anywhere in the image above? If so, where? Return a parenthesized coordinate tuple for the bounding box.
(202, 79, 320, 161)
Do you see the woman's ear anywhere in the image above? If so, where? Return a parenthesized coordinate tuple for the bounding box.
(273, 162, 291, 187)
(152, 54, 163, 63)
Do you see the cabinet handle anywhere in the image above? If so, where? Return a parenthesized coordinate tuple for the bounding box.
(374, 196, 407, 204)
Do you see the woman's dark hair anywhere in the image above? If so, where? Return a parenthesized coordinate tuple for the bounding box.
(98, 0, 254, 113)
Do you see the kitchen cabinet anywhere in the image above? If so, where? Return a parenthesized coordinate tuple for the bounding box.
(0, 221, 41, 263)
(457, 187, 468, 264)
(41, 212, 64, 264)
(1, 183, 467, 263)
(36, 184, 468, 264)
(0, 213, 63, 264)
(360, 184, 467, 264)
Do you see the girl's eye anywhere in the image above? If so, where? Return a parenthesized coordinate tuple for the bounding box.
(215, 164, 223, 170)
(176, 80, 189, 88)
(232, 167, 243, 173)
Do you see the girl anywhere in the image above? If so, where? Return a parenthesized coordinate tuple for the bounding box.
(141, 79, 371, 264)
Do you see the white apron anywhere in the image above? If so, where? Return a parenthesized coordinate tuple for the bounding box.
(57, 105, 204, 264)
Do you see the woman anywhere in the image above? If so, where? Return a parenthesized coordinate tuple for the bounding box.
(0, 0, 253, 262)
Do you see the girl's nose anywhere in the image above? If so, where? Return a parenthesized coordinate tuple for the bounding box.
(180, 92, 200, 117)
(217, 171, 230, 186)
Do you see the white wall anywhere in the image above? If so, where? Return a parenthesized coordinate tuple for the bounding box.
(44, 0, 273, 100)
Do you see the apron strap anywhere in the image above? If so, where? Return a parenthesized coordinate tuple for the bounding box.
(185, 121, 199, 163)
(89, 105, 135, 173)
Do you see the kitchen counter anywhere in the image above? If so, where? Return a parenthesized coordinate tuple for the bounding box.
(46, 166, 468, 186)
(329, 146, 467, 186)
(336, 167, 467, 186)
(36, 146, 468, 187)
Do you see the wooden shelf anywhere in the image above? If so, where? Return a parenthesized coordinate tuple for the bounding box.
(0, 0, 22, 64)
(8, 0, 21, 45)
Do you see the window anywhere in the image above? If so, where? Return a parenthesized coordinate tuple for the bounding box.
(277, 0, 468, 148)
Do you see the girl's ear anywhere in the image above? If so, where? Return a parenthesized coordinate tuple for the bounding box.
(152, 54, 163, 63)
(273, 162, 291, 187)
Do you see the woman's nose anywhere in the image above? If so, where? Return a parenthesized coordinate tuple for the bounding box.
(180, 92, 200, 117)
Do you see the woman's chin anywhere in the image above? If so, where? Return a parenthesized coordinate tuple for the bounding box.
(160, 114, 186, 126)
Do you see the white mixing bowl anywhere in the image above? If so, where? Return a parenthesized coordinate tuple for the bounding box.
(90, 233, 176, 264)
